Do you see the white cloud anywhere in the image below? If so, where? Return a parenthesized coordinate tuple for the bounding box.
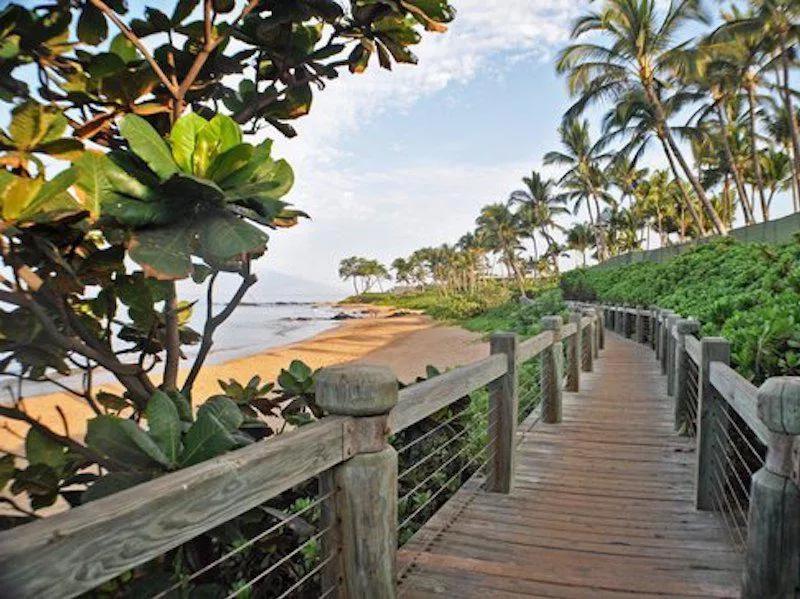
(259, 1, 586, 289)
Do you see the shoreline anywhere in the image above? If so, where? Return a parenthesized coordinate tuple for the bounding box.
(0, 306, 487, 450)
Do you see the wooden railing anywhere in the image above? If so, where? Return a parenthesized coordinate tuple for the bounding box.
(578, 302, 800, 599)
(0, 311, 602, 599)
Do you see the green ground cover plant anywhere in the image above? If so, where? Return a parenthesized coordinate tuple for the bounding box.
(560, 237, 800, 383)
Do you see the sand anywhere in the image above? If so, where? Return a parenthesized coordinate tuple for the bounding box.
(0, 308, 487, 452)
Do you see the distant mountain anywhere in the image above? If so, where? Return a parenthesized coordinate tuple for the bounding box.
(178, 268, 347, 303)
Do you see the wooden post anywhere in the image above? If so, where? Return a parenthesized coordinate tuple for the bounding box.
(596, 307, 605, 350)
(673, 318, 700, 432)
(540, 316, 563, 423)
(592, 309, 600, 358)
(616, 307, 624, 336)
(581, 311, 593, 372)
(666, 313, 680, 396)
(316, 365, 399, 599)
(635, 307, 645, 344)
(566, 312, 582, 393)
(650, 309, 658, 350)
(695, 337, 731, 511)
(487, 333, 519, 494)
(660, 311, 675, 375)
(655, 310, 663, 360)
(742, 377, 800, 598)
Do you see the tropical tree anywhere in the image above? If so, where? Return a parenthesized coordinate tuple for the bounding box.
(556, 0, 728, 234)
(0, 0, 454, 535)
(566, 222, 594, 267)
(475, 203, 527, 296)
(509, 170, 568, 270)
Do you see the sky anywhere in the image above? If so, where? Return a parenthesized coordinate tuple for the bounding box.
(3, 0, 796, 298)
(265, 0, 587, 292)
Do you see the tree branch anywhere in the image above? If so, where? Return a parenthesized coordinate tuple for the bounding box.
(181, 265, 257, 397)
(162, 283, 180, 391)
(87, 0, 177, 96)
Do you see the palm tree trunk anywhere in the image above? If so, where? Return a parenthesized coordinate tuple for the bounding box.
(658, 136, 707, 235)
(716, 102, 754, 225)
(779, 39, 800, 196)
(745, 83, 768, 222)
(646, 86, 726, 234)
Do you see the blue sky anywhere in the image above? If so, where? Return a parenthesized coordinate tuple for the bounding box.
(3, 0, 794, 296)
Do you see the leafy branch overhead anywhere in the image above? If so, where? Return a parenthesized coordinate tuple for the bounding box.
(0, 0, 454, 535)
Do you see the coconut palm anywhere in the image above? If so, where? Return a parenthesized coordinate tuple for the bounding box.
(509, 171, 569, 269)
(566, 223, 594, 267)
(599, 88, 708, 234)
(556, 0, 727, 234)
(475, 203, 527, 296)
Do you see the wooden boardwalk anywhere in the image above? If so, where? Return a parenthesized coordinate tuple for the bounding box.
(398, 332, 742, 598)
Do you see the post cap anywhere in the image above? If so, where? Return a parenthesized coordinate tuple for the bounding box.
(540, 315, 562, 330)
(315, 364, 398, 416)
(676, 318, 700, 335)
(569, 311, 582, 323)
(757, 377, 800, 435)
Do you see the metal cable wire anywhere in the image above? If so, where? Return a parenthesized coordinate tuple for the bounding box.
(273, 553, 336, 599)
(318, 585, 337, 599)
(151, 491, 335, 599)
(709, 466, 747, 550)
(710, 480, 747, 551)
(223, 526, 332, 599)
(714, 400, 766, 465)
(712, 413, 764, 484)
(398, 419, 490, 506)
(398, 415, 486, 481)
(394, 408, 470, 455)
(711, 428, 754, 501)
(710, 446, 750, 531)
(398, 442, 497, 533)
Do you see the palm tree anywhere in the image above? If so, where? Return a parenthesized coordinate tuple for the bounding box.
(509, 171, 569, 270)
(566, 223, 594, 267)
(544, 119, 612, 259)
(556, 0, 727, 234)
(719, 0, 800, 196)
(599, 89, 708, 234)
(475, 203, 527, 296)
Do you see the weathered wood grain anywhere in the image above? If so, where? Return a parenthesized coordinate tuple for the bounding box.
(487, 333, 519, 493)
(0, 416, 350, 599)
(389, 354, 506, 434)
(517, 330, 553, 363)
(684, 333, 701, 365)
(399, 332, 742, 598)
(708, 361, 769, 445)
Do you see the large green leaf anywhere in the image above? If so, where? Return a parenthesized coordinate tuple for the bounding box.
(77, 4, 108, 45)
(145, 391, 181, 466)
(207, 144, 253, 184)
(0, 454, 15, 490)
(197, 214, 268, 263)
(197, 397, 243, 432)
(129, 224, 194, 280)
(25, 428, 68, 473)
(168, 112, 208, 174)
(179, 410, 238, 467)
(86, 415, 170, 469)
(119, 114, 179, 180)
(109, 33, 138, 63)
(161, 173, 225, 208)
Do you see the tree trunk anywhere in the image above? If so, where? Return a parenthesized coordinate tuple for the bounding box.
(659, 136, 707, 235)
(716, 102, 754, 224)
(745, 83, 768, 222)
(779, 39, 800, 197)
(646, 85, 726, 234)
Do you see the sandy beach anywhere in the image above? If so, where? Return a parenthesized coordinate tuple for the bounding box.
(0, 307, 487, 452)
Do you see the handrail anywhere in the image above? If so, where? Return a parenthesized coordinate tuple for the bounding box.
(0, 415, 350, 597)
(518, 329, 554, 362)
(685, 334, 701, 365)
(561, 322, 578, 339)
(388, 353, 507, 434)
(708, 361, 769, 445)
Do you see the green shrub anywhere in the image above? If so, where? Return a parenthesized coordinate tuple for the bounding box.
(560, 238, 800, 383)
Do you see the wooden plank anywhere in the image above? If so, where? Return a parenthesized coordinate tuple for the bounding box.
(517, 330, 553, 363)
(400, 332, 742, 598)
(709, 361, 769, 445)
(685, 334, 701, 365)
(561, 321, 577, 339)
(0, 416, 350, 599)
(389, 354, 506, 433)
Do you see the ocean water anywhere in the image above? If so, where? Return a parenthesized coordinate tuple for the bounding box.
(8, 270, 351, 400)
